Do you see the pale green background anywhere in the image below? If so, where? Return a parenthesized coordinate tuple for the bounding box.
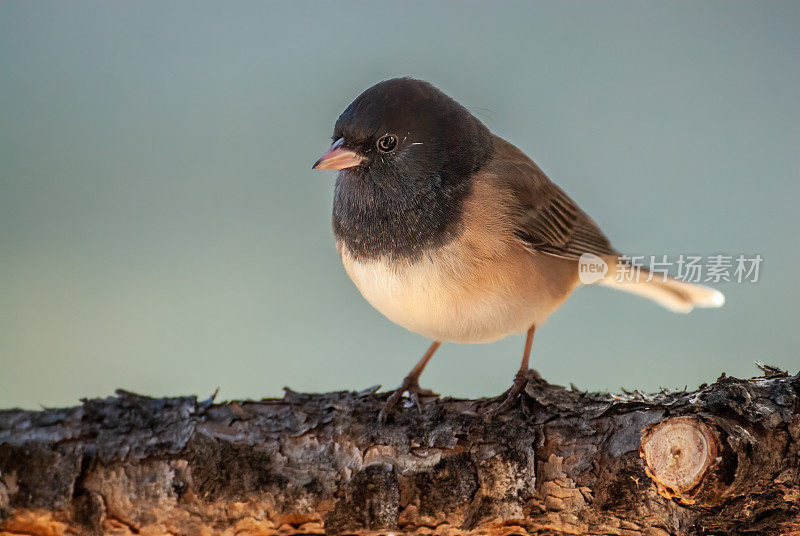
(1, 1, 798, 409)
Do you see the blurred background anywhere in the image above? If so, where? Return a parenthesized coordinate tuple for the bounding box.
(1, 1, 798, 409)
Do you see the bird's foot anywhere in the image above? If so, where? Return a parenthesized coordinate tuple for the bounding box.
(483, 370, 530, 417)
(379, 376, 439, 423)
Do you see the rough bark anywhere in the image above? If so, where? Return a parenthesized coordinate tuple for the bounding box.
(1, 366, 798, 536)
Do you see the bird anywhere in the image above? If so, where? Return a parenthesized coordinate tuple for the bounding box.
(312, 77, 724, 420)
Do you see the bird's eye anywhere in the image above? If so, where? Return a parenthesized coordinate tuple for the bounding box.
(376, 134, 398, 153)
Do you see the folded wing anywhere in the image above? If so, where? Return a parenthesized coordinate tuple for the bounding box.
(486, 135, 618, 260)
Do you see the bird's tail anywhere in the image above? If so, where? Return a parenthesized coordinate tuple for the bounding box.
(599, 259, 725, 314)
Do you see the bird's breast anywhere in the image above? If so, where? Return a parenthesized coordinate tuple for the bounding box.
(332, 170, 468, 261)
(335, 172, 579, 343)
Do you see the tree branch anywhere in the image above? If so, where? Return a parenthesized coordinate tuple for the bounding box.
(1, 367, 798, 536)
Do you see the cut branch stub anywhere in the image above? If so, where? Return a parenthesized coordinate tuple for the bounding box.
(640, 416, 720, 503)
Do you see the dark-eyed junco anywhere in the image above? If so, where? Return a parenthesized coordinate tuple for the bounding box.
(313, 78, 723, 420)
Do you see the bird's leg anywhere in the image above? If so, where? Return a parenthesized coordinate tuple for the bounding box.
(380, 341, 441, 422)
(491, 325, 536, 414)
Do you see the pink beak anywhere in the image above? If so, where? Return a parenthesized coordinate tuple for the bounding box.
(312, 138, 364, 170)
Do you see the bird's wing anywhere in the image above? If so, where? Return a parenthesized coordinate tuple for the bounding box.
(486, 135, 618, 260)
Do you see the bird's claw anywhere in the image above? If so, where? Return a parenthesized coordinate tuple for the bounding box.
(482, 370, 529, 417)
(379, 376, 438, 423)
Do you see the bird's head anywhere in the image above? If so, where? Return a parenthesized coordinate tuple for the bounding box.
(313, 78, 492, 185)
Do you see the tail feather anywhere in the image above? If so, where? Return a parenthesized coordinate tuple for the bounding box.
(600, 267, 725, 313)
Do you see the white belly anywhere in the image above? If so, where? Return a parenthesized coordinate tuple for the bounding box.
(340, 248, 564, 344)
